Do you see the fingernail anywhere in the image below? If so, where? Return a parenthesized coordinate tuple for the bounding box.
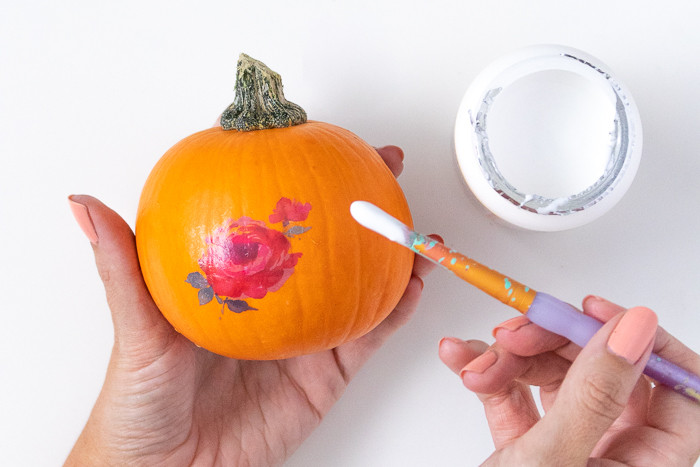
(583, 295, 614, 310)
(412, 275, 424, 291)
(492, 315, 531, 337)
(439, 336, 463, 348)
(428, 234, 444, 244)
(377, 145, 404, 161)
(68, 196, 98, 244)
(607, 307, 658, 364)
(461, 350, 497, 375)
(583, 295, 604, 306)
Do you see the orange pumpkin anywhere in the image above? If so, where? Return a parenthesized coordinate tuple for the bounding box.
(135, 54, 414, 359)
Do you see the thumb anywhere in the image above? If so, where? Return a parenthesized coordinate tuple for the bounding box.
(68, 195, 172, 350)
(520, 306, 658, 462)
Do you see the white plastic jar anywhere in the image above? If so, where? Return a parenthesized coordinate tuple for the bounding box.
(454, 45, 642, 231)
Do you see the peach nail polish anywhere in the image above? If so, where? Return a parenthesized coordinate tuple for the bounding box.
(492, 315, 531, 337)
(461, 350, 497, 375)
(68, 197, 98, 244)
(607, 307, 657, 364)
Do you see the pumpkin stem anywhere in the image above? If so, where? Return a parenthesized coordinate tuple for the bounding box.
(220, 54, 307, 132)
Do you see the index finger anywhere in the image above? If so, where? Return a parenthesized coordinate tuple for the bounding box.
(493, 295, 625, 360)
(589, 298, 700, 458)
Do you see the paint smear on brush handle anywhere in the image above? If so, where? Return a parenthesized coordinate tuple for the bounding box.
(410, 234, 536, 313)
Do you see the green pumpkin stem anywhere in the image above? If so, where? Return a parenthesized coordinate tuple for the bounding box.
(220, 53, 307, 132)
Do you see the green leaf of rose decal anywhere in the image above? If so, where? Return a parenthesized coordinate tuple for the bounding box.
(186, 197, 312, 315)
(186, 272, 210, 289)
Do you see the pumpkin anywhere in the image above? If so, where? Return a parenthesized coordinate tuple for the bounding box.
(135, 54, 414, 360)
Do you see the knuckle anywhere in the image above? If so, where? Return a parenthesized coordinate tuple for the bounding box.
(578, 372, 627, 421)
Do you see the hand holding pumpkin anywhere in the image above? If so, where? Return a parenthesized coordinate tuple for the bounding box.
(65, 146, 437, 466)
(439, 296, 700, 465)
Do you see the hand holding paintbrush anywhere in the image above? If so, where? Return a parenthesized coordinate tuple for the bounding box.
(440, 296, 700, 465)
(351, 201, 700, 464)
(350, 201, 700, 404)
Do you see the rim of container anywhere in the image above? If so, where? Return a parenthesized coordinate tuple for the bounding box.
(454, 45, 643, 231)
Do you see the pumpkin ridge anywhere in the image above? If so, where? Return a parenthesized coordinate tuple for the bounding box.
(319, 124, 381, 344)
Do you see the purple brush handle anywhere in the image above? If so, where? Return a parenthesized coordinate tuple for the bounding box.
(526, 293, 700, 405)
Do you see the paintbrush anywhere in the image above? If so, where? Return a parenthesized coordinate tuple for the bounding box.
(350, 201, 700, 405)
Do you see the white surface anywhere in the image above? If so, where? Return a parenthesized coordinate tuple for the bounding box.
(2, 1, 699, 465)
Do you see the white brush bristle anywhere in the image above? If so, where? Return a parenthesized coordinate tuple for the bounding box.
(350, 201, 412, 245)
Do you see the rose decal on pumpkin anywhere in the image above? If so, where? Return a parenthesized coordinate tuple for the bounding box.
(186, 197, 312, 314)
(200, 217, 302, 299)
(269, 197, 312, 225)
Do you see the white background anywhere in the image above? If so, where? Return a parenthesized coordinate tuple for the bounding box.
(2, 1, 700, 465)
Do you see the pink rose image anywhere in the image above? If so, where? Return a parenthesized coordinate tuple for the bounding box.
(269, 197, 312, 224)
(187, 197, 312, 313)
(198, 217, 302, 300)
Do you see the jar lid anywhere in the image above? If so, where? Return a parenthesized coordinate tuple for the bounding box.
(454, 45, 642, 231)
